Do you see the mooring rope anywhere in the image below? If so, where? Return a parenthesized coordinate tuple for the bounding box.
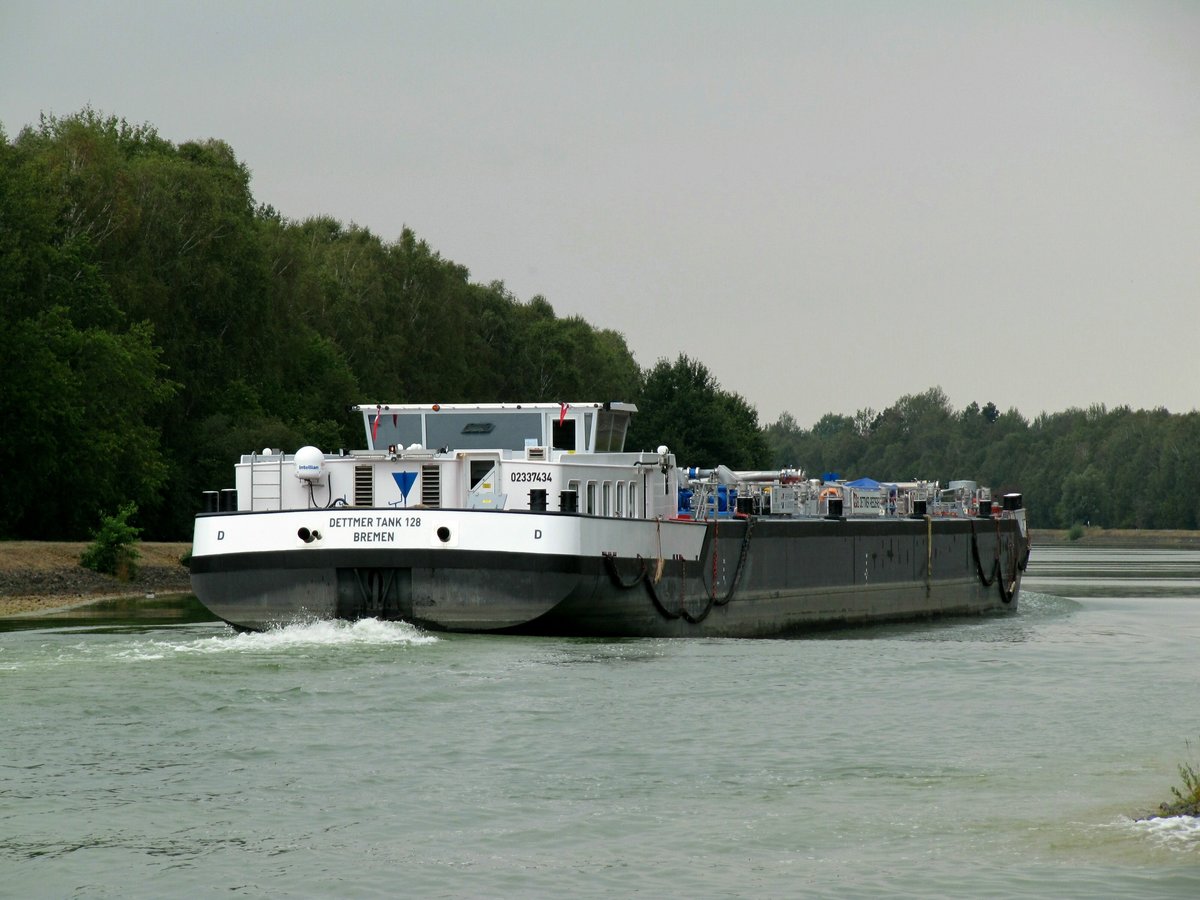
(1000, 532, 1020, 603)
(601, 516, 755, 624)
(1017, 536, 1032, 572)
(969, 518, 1000, 587)
(714, 515, 755, 608)
(711, 515, 719, 600)
(969, 518, 1017, 603)
(926, 515, 933, 581)
(601, 551, 648, 589)
(654, 517, 664, 583)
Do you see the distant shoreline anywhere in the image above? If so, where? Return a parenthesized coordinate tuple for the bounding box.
(1030, 528, 1200, 549)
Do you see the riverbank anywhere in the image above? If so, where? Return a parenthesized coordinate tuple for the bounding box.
(1030, 528, 1200, 548)
(0, 542, 192, 617)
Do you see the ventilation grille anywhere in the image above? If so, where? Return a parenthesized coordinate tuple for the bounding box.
(525, 446, 547, 461)
(421, 465, 441, 507)
(354, 465, 374, 507)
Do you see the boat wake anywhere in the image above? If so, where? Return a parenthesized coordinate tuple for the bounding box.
(1016, 589, 1082, 616)
(115, 618, 438, 660)
(219, 617, 436, 649)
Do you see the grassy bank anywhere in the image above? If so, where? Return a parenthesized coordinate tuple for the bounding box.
(0, 541, 192, 617)
(0, 541, 191, 572)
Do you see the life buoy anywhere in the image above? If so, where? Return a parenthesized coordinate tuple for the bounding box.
(819, 488, 839, 500)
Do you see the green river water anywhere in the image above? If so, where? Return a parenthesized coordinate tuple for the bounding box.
(1, 546, 1198, 897)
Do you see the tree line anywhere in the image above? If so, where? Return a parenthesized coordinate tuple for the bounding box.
(0, 109, 761, 540)
(765, 388, 1200, 530)
(1, 110, 1195, 538)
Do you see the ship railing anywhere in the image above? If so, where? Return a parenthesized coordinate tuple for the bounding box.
(682, 479, 739, 521)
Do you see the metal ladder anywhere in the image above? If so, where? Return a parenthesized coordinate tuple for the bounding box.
(250, 453, 284, 511)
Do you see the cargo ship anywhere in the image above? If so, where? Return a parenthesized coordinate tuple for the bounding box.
(189, 401, 1030, 636)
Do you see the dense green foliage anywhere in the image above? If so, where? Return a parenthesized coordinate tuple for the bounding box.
(626, 356, 769, 469)
(765, 388, 1200, 529)
(79, 501, 142, 579)
(3, 110, 1198, 537)
(1, 111, 644, 539)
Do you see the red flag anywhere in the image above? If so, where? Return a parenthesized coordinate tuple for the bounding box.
(372, 409, 382, 442)
(558, 402, 569, 425)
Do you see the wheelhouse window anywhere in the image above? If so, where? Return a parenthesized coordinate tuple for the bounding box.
(594, 409, 631, 452)
(551, 419, 577, 451)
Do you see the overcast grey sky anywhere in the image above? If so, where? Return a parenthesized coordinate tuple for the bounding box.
(3, 1, 1198, 426)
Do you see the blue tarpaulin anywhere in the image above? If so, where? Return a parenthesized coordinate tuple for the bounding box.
(844, 477, 881, 489)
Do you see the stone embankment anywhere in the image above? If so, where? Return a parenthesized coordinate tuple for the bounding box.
(0, 542, 192, 617)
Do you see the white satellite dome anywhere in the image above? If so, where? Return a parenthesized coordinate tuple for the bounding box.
(294, 446, 325, 481)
